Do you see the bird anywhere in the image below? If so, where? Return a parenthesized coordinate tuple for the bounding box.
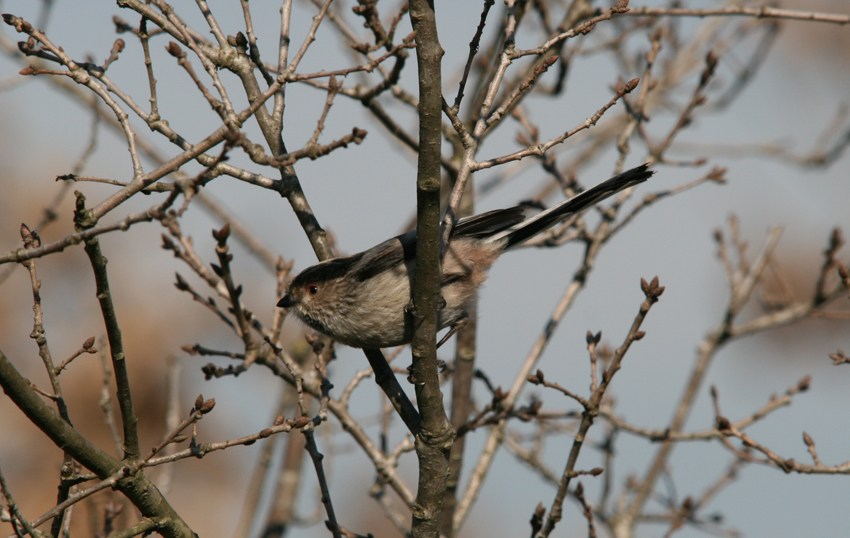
(277, 163, 653, 349)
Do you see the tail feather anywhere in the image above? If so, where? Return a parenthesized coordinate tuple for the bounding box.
(492, 163, 653, 250)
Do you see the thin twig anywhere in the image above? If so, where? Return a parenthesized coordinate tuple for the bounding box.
(538, 277, 664, 538)
(451, 0, 496, 113)
(78, 193, 141, 461)
(625, 5, 850, 25)
(303, 432, 342, 538)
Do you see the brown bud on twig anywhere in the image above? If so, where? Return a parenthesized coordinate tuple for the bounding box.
(640, 276, 665, 302)
(829, 350, 848, 365)
(199, 399, 216, 414)
(21, 222, 32, 248)
(590, 467, 604, 476)
(4, 14, 32, 33)
(350, 127, 367, 145)
(212, 223, 231, 246)
(707, 167, 728, 184)
(632, 331, 646, 341)
(701, 50, 718, 86)
(802, 431, 814, 447)
(529, 503, 545, 536)
(533, 369, 545, 384)
(83, 336, 96, 352)
(797, 376, 811, 392)
(291, 416, 311, 429)
(165, 42, 185, 59)
(171, 435, 188, 444)
(273, 415, 286, 426)
(20, 223, 39, 248)
(586, 331, 602, 345)
(174, 273, 190, 291)
(161, 234, 175, 251)
(194, 394, 204, 411)
(200, 363, 217, 379)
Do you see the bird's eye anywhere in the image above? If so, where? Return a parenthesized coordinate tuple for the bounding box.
(307, 284, 319, 295)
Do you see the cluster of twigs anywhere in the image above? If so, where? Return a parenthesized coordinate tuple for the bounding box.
(0, 1, 849, 538)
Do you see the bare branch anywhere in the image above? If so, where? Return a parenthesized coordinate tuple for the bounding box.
(626, 5, 850, 25)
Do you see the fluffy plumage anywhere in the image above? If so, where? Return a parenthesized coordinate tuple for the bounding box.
(278, 164, 653, 348)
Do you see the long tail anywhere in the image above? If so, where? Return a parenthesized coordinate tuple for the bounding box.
(491, 163, 653, 250)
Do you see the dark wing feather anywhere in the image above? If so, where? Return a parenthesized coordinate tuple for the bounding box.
(352, 232, 414, 281)
(451, 207, 526, 239)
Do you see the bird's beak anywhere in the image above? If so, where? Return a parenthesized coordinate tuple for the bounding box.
(277, 295, 295, 308)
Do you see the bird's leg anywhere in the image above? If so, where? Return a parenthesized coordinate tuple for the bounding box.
(437, 313, 469, 349)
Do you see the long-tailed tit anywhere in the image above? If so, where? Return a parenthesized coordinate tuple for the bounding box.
(277, 164, 653, 349)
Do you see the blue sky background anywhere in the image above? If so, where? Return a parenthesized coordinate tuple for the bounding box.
(1, 1, 849, 537)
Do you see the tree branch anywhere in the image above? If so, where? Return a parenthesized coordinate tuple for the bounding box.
(408, 1, 454, 537)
